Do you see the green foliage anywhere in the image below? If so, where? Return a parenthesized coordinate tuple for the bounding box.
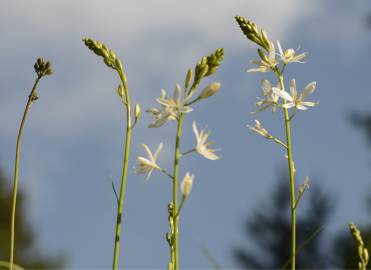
(0, 170, 66, 269)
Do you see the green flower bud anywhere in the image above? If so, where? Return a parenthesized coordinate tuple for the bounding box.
(185, 68, 192, 89)
(258, 48, 268, 62)
(235, 15, 271, 51)
(34, 58, 53, 77)
(83, 38, 119, 70)
(116, 85, 125, 99)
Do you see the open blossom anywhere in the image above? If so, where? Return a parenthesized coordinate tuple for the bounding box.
(273, 79, 317, 110)
(248, 120, 271, 139)
(180, 172, 194, 197)
(254, 79, 279, 113)
(136, 143, 163, 180)
(277, 40, 307, 64)
(147, 89, 176, 128)
(192, 121, 219, 160)
(248, 42, 277, 72)
(157, 84, 192, 117)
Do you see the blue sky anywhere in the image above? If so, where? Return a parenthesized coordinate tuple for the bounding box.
(0, 0, 371, 268)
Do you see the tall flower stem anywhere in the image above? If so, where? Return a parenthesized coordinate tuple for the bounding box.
(112, 69, 132, 270)
(9, 76, 42, 270)
(276, 70, 296, 270)
(172, 112, 185, 270)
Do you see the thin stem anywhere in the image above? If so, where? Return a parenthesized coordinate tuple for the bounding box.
(159, 167, 174, 180)
(10, 76, 41, 270)
(112, 69, 132, 270)
(172, 113, 185, 270)
(272, 137, 288, 149)
(277, 71, 296, 270)
(111, 179, 119, 207)
(288, 107, 297, 122)
(181, 148, 196, 156)
(175, 196, 186, 219)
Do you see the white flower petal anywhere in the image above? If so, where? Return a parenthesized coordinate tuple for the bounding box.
(302, 81, 316, 98)
(273, 88, 293, 102)
(192, 121, 200, 140)
(154, 143, 163, 160)
(296, 104, 308, 110)
(261, 79, 271, 96)
(290, 79, 297, 99)
(141, 144, 154, 161)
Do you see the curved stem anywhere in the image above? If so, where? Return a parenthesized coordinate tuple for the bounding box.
(277, 72, 296, 270)
(10, 76, 41, 270)
(172, 113, 185, 270)
(112, 70, 132, 270)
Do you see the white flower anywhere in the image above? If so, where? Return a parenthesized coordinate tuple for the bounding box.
(273, 79, 318, 110)
(248, 42, 277, 73)
(136, 143, 163, 180)
(248, 120, 271, 139)
(192, 121, 219, 160)
(277, 40, 307, 64)
(147, 89, 176, 128)
(180, 172, 194, 197)
(157, 84, 193, 117)
(254, 79, 279, 113)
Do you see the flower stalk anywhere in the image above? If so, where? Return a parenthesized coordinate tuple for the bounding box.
(139, 49, 223, 270)
(83, 38, 136, 270)
(172, 112, 185, 269)
(9, 58, 53, 270)
(235, 15, 318, 270)
(276, 70, 297, 270)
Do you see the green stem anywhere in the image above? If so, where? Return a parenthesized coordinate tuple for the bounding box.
(173, 113, 185, 270)
(112, 70, 132, 270)
(9, 76, 41, 270)
(277, 72, 296, 270)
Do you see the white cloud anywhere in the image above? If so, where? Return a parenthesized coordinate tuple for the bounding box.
(0, 0, 324, 139)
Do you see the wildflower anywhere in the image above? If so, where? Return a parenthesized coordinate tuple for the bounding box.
(180, 172, 194, 197)
(254, 79, 279, 113)
(248, 120, 271, 139)
(193, 121, 219, 160)
(248, 42, 277, 72)
(157, 84, 193, 117)
(277, 40, 307, 64)
(147, 90, 176, 128)
(273, 79, 317, 110)
(136, 143, 163, 180)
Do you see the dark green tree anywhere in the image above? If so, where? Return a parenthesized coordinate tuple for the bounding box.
(0, 169, 66, 269)
(233, 171, 333, 269)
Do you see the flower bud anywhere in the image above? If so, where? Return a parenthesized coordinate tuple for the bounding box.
(185, 68, 192, 89)
(117, 85, 125, 98)
(134, 104, 141, 122)
(258, 48, 268, 62)
(198, 82, 221, 100)
(180, 172, 194, 197)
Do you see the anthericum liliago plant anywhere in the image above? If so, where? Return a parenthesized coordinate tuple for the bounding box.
(235, 15, 317, 270)
(9, 58, 53, 270)
(83, 38, 141, 270)
(136, 48, 224, 270)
